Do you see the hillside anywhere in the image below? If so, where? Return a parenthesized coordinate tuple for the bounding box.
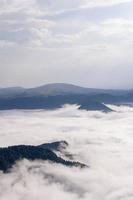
(0, 83, 133, 112)
(0, 83, 129, 98)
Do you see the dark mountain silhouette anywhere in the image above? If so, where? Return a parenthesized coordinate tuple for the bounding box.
(38, 140, 68, 151)
(0, 141, 87, 173)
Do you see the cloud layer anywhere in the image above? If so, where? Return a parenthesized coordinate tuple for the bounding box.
(0, 105, 133, 199)
(0, 0, 133, 88)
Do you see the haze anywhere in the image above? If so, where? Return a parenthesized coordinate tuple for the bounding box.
(0, 0, 133, 89)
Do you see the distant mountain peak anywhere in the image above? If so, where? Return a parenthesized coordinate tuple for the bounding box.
(0, 83, 133, 112)
(0, 83, 130, 99)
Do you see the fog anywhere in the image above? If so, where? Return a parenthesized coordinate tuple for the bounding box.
(0, 105, 133, 200)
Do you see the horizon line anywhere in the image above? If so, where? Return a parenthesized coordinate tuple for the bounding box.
(0, 82, 132, 91)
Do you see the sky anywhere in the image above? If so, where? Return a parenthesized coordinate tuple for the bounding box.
(1, 105, 133, 199)
(1, 0, 133, 89)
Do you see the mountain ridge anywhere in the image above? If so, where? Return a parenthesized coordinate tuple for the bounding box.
(0, 83, 133, 112)
(0, 83, 130, 99)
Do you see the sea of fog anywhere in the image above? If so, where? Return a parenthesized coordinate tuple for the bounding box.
(0, 105, 133, 200)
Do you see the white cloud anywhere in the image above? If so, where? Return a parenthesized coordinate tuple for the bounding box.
(82, 0, 133, 8)
(0, 0, 132, 50)
(0, 40, 16, 47)
(0, 0, 55, 46)
(0, 105, 133, 199)
(34, 0, 133, 15)
(0, 0, 132, 47)
(0, 0, 133, 87)
(0, 0, 41, 16)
